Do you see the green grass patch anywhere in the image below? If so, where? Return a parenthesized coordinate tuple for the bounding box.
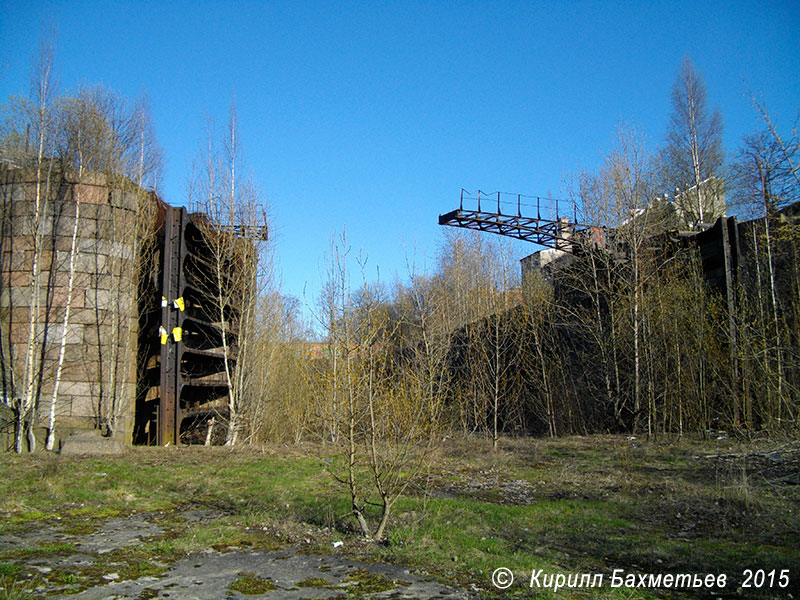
(0, 574, 37, 600)
(67, 506, 120, 519)
(1, 437, 798, 599)
(52, 571, 81, 585)
(9, 509, 61, 524)
(1, 541, 77, 560)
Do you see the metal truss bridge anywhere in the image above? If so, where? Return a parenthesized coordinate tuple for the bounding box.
(438, 190, 590, 252)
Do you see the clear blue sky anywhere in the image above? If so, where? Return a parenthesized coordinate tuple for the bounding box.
(2, 0, 799, 311)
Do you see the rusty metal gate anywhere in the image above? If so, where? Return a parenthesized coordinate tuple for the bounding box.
(135, 205, 235, 446)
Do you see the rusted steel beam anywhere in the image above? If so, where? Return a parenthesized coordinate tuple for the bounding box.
(438, 208, 588, 252)
(158, 206, 185, 446)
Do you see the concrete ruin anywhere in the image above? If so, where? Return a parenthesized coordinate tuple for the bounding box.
(1, 166, 144, 447)
(1, 163, 252, 450)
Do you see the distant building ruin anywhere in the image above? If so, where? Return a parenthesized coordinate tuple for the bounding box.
(439, 188, 799, 433)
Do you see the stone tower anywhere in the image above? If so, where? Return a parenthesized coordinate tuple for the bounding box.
(1, 165, 148, 446)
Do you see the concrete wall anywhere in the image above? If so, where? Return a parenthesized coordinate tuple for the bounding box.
(520, 248, 576, 285)
(1, 167, 141, 444)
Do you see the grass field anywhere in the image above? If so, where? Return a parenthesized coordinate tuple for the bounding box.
(1, 434, 798, 599)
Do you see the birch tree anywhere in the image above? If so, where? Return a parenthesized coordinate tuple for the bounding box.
(55, 86, 160, 439)
(188, 103, 268, 446)
(1, 36, 166, 450)
(43, 166, 80, 451)
(663, 57, 725, 228)
(3, 34, 59, 453)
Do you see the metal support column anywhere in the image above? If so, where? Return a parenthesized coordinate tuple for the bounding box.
(158, 206, 185, 445)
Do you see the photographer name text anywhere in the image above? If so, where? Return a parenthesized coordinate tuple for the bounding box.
(491, 567, 790, 592)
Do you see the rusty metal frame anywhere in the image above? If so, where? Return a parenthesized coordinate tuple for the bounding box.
(156, 206, 244, 445)
(148, 203, 267, 445)
(438, 208, 588, 252)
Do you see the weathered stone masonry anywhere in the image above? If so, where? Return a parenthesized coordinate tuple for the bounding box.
(1, 167, 142, 442)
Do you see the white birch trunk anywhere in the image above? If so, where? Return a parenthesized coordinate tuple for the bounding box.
(45, 199, 81, 450)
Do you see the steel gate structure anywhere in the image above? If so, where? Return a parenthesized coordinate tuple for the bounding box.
(134, 203, 265, 446)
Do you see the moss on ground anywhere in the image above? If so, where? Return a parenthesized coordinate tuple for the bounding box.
(296, 576, 332, 587)
(228, 571, 278, 594)
(341, 568, 398, 596)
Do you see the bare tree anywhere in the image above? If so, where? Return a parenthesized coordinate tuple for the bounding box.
(731, 107, 800, 428)
(516, 272, 570, 437)
(245, 291, 310, 444)
(6, 33, 59, 453)
(663, 57, 725, 229)
(314, 233, 437, 541)
(432, 230, 500, 434)
(747, 94, 800, 196)
(577, 125, 666, 433)
(394, 260, 450, 448)
(473, 240, 519, 448)
(127, 94, 163, 191)
(188, 103, 268, 446)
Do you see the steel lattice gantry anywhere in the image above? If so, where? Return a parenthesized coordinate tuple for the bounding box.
(438, 208, 590, 251)
(438, 191, 590, 252)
